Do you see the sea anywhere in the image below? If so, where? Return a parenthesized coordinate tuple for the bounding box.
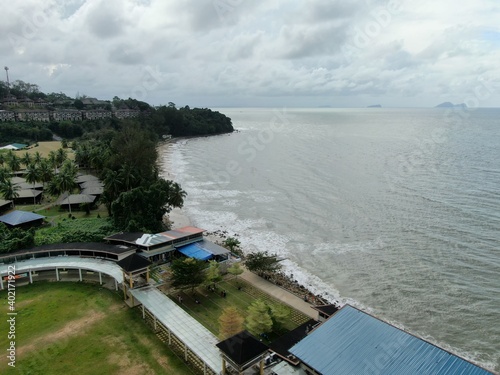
(160, 107, 500, 372)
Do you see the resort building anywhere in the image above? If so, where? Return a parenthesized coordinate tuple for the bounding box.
(15, 109, 50, 122)
(51, 109, 83, 122)
(0, 110, 15, 121)
(105, 226, 230, 263)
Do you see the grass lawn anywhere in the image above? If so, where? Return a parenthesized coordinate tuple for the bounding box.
(24, 141, 75, 159)
(169, 277, 311, 342)
(0, 282, 193, 375)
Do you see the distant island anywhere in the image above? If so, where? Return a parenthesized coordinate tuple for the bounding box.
(367, 104, 382, 108)
(435, 102, 467, 109)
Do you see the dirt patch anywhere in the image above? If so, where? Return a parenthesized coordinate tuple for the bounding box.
(17, 310, 105, 357)
(107, 346, 153, 375)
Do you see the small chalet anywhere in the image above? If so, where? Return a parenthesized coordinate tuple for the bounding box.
(0, 210, 45, 229)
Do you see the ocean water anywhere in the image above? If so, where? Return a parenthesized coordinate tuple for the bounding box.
(161, 108, 500, 372)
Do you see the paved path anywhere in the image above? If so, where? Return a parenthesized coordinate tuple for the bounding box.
(240, 270, 317, 319)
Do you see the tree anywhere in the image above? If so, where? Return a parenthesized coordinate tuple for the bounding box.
(73, 99, 84, 110)
(245, 251, 282, 274)
(223, 237, 243, 258)
(246, 299, 273, 336)
(24, 163, 40, 204)
(170, 257, 206, 293)
(38, 159, 54, 189)
(6, 152, 21, 173)
(270, 304, 291, 332)
(206, 260, 222, 285)
(111, 178, 186, 232)
(219, 307, 244, 340)
(49, 160, 77, 213)
(0, 180, 20, 208)
(227, 262, 244, 284)
(21, 152, 31, 167)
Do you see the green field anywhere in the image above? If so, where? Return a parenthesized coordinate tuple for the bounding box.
(0, 282, 192, 375)
(170, 277, 311, 341)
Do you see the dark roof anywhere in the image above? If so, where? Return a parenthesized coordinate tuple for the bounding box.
(216, 331, 269, 366)
(58, 194, 95, 205)
(0, 242, 135, 259)
(0, 199, 12, 207)
(75, 174, 99, 183)
(81, 186, 104, 195)
(269, 319, 318, 364)
(16, 189, 43, 198)
(0, 210, 45, 226)
(312, 304, 340, 316)
(117, 253, 151, 272)
(105, 232, 146, 244)
(290, 305, 493, 375)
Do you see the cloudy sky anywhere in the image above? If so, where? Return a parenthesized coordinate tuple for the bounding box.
(2, 0, 500, 107)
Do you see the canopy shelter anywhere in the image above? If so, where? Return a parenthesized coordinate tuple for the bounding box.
(177, 244, 212, 261)
(58, 194, 96, 211)
(81, 186, 104, 196)
(75, 174, 99, 184)
(0, 210, 45, 229)
(79, 180, 104, 189)
(14, 182, 44, 190)
(176, 240, 230, 261)
(0, 199, 12, 212)
(117, 253, 152, 302)
(14, 189, 43, 204)
(216, 330, 269, 375)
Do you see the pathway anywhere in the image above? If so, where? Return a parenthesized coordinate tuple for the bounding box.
(240, 270, 317, 319)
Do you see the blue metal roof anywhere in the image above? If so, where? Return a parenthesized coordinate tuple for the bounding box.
(289, 305, 492, 375)
(0, 210, 45, 226)
(177, 243, 213, 260)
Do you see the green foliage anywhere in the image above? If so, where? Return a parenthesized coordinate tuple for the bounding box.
(0, 122, 53, 144)
(245, 251, 282, 274)
(170, 257, 207, 292)
(223, 237, 243, 257)
(0, 223, 35, 253)
(270, 304, 291, 332)
(206, 260, 223, 285)
(34, 218, 116, 246)
(227, 262, 244, 278)
(246, 299, 273, 336)
(111, 178, 185, 232)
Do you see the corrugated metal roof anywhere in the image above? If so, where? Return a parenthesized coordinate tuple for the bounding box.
(177, 243, 212, 260)
(289, 305, 493, 375)
(0, 210, 45, 226)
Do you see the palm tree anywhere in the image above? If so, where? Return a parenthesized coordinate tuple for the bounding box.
(168, 181, 187, 208)
(55, 148, 68, 168)
(7, 152, 21, 173)
(24, 163, 40, 204)
(48, 150, 58, 173)
(38, 159, 54, 190)
(0, 153, 5, 167)
(21, 152, 31, 168)
(118, 164, 136, 191)
(56, 160, 78, 213)
(0, 180, 20, 208)
(33, 151, 43, 165)
(0, 167, 10, 185)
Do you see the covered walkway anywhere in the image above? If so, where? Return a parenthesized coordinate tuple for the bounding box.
(129, 286, 222, 375)
(0, 256, 123, 290)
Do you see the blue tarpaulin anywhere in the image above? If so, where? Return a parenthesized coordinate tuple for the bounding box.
(177, 243, 213, 260)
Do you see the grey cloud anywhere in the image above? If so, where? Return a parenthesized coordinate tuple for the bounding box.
(85, 2, 125, 38)
(108, 45, 144, 65)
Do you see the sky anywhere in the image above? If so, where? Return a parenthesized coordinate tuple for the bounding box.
(1, 0, 500, 108)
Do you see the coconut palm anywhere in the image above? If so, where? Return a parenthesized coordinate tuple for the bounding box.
(6, 152, 21, 173)
(55, 148, 68, 168)
(48, 150, 58, 173)
(24, 163, 40, 204)
(118, 164, 136, 191)
(0, 180, 20, 208)
(33, 151, 43, 165)
(167, 180, 187, 208)
(38, 159, 54, 190)
(21, 152, 31, 167)
(0, 167, 10, 185)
